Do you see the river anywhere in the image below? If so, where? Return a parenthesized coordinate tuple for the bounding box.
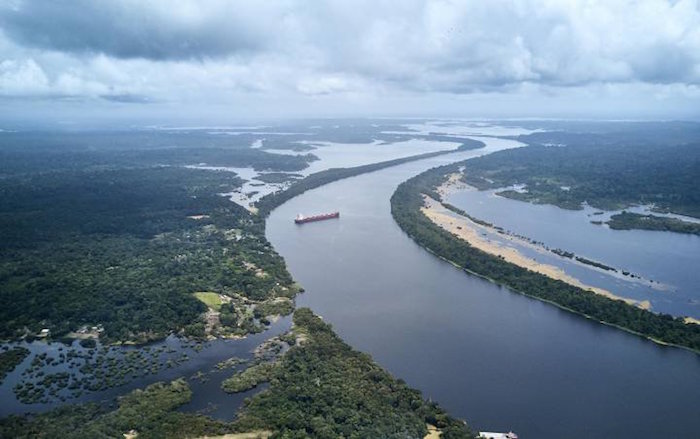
(266, 137, 700, 438)
(445, 187, 700, 319)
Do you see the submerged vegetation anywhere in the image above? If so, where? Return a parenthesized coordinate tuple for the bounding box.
(12, 341, 197, 404)
(391, 163, 700, 352)
(222, 361, 277, 393)
(1, 309, 474, 439)
(0, 378, 230, 439)
(0, 347, 30, 384)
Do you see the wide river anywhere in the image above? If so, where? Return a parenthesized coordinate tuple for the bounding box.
(266, 138, 700, 438)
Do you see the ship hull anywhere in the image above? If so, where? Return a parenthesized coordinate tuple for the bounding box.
(294, 212, 340, 224)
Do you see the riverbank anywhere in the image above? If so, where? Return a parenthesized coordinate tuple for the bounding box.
(0, 309, 477, 439)
(390, 162, 700, 353)
(421, 195, 649, 309)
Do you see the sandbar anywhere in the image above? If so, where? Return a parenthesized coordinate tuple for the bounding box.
(421, 195, 649, 309)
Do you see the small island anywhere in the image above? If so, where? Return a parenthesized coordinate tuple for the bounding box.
(606, 211, 700, 236)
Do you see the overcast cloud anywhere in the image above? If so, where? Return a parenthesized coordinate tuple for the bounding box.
(0, 0, 699, 123)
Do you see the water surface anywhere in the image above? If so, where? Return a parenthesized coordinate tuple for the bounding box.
(266, 138, 700, 439)
(446, 188, 700, 318)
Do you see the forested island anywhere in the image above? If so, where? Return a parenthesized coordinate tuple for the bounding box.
(606, 212, 700, 236)
(255, 138, 484, 216)
(391, 162, 700, 352)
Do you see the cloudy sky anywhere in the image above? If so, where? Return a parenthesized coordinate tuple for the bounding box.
(1, 0, 699, 126)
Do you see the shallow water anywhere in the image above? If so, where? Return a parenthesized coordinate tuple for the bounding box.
(446, 187, 700, 318)
(0, 317, 291, 419)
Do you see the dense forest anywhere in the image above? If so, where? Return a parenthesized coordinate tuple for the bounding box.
(0, 165, 296, 342)
(0, 131, 317, 177)
(606, 211, 700, 236)
(0, 122, 483, 178)
(458, 140, 700, 218)
(511, 121, 700, 148)
(0, 309, 474, 439)
(391, 163, 700, 352)
(231, 308, 475, 438)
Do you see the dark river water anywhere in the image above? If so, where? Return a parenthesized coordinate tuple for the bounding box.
(266, 141, 700, 439)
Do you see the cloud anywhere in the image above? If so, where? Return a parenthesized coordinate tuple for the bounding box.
(0, 58, 49, 94)
(0, 0, 699, 120)
(0, 0, 280, 60)
(100, 93, 152, 103)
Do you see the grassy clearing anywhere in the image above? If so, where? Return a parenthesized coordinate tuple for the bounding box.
(194, 292, 224, 311)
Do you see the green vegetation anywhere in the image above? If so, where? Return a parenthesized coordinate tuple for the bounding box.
(607, 212, 700, 236)
(254, 173, 304, 184)
(0, 166, 296, 343)
(256, 140, 483, 215)
(232, 308, 475, 438)
(574, 256, 615, 272)
(222, 362, 277, 393)
(0, 346, 30, 383)
(0, 130, 317, 177)
(215, 356, 248, 370)
(253, 298, 295, 320)
(459, 141, 700, 217)
(0, 379, 231, 439)
(391, 164, 700, 352)
(193, 292, 224, 311)
(3, 310, 474, 438)
(13, 342, 195, 404)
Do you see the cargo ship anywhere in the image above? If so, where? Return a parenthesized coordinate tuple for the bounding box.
(294, 211, 340, 224)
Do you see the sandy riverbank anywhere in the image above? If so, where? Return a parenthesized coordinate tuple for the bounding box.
(421, 195, 650, 309)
